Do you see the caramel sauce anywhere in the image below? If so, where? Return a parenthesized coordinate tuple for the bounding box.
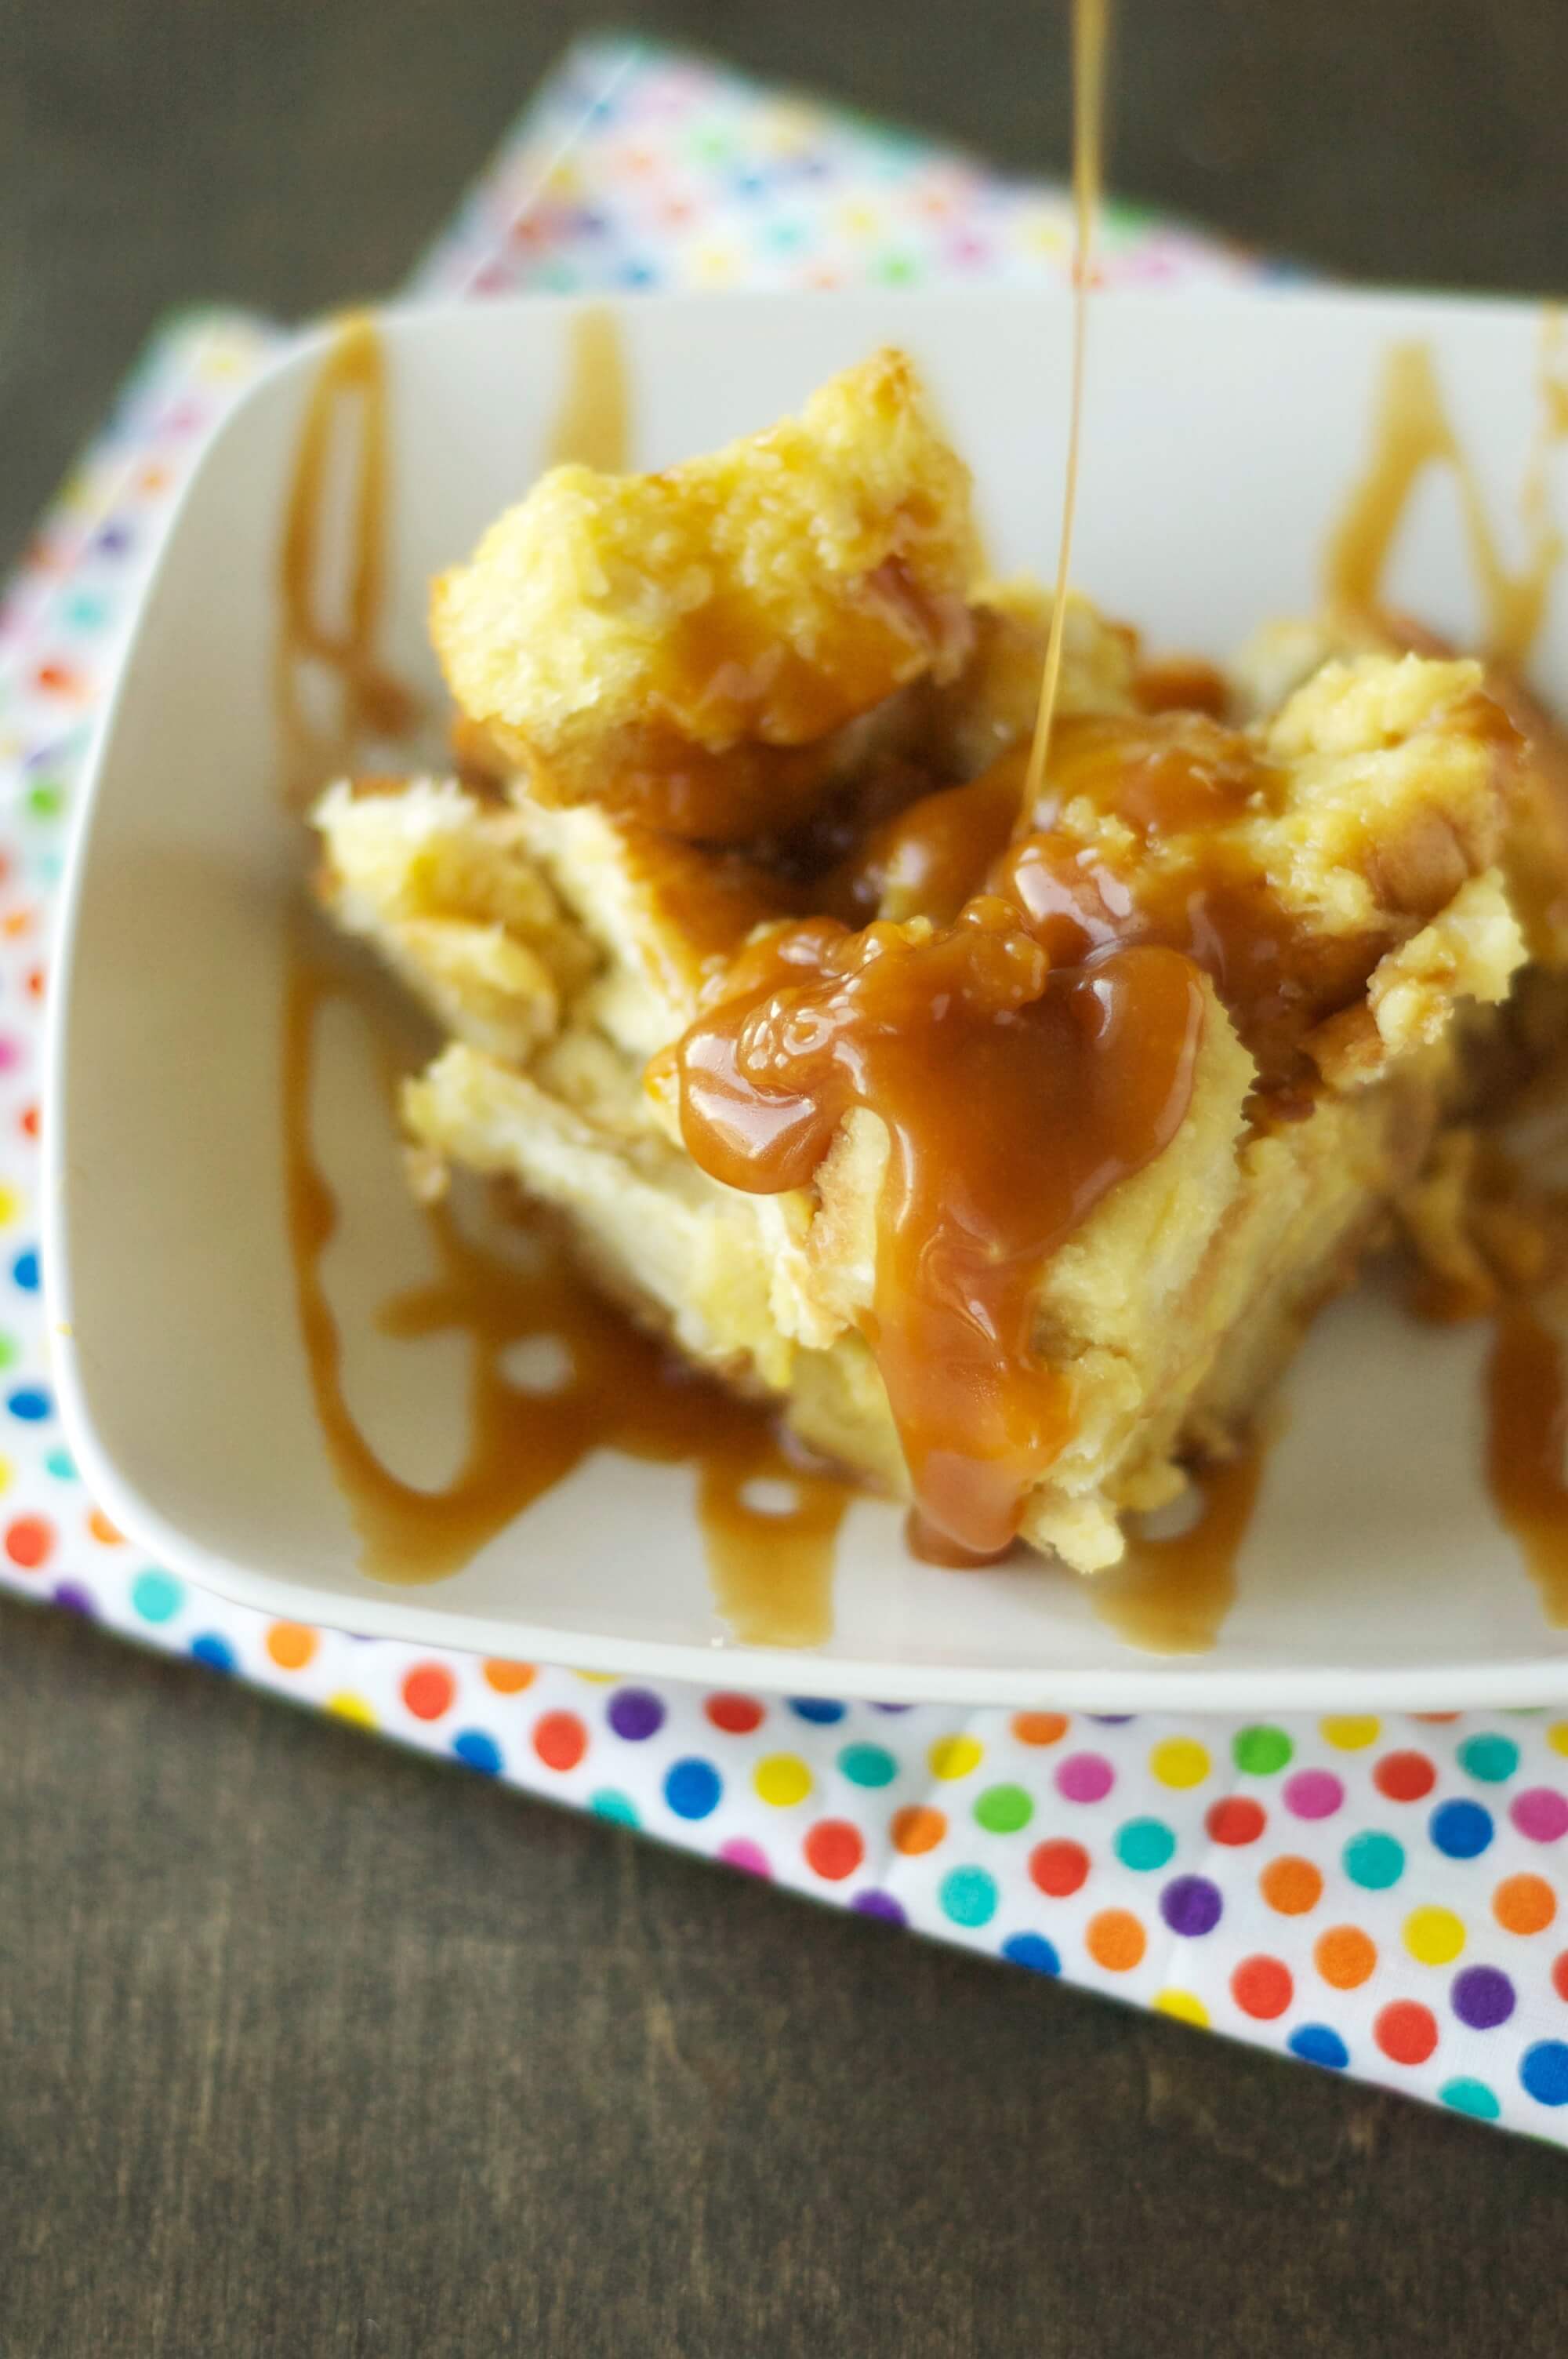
(283, 951, 847, 1629)
(279, 320, 849, 1636)
(277, 20, 1504, 1645)
(670, 910, 1204, 1556)
(1323, 318, 1568, 1616)
(1091, 1447, 1264, 1653)
(657, 570, 957, 755)
(1040, 709, 1265, 837)
(276, 315, 418, 803)
(903, 1511, 1022, 1568)
(546, 307, 631, 473)
(826, 708, 1370, 1094)
(1022, 0, 1108, 813)
(1327, 329, 1567, 671)
(1134, 656, 1230, 718)
(662, 0, 1295, 1587)
(663, 676, 1406, 1575)
(562, 727, 863, 848)
(620, 825, 795, 980)
(828, 751, 1026, 926)
(834, 712, 1272, 924)
(1485, 1298, 1568, 1625)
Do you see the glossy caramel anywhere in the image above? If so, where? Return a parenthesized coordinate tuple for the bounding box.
(284, 951, 848, 1630)
(276, 316, 417, 802)
(1092, 1447, 1265, 1654)
(830, 710, 1370, 1092)
(672, 906, 1205, 1555)
(1486, 1299, 1568, 1627)
(1327, 333, 1568, 671)
(1134, 656, 1231, 718)
(287, 183, 1568, 1653)
(827, 751, 1025, 927)
(1007, 724, 1370, 1095)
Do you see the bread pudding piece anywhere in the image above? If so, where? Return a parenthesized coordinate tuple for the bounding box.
(313, 353, 1568, 1575)
(430, 350, 981, 843)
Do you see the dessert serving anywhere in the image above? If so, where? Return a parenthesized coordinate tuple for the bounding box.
(308, 344, 1568, 1583)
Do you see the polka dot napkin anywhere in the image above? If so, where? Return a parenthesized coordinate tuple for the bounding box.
(5, 35, 1567, 2139)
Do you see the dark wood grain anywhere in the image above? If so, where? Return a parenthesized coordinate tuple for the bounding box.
(3, 1595, 1565, 2359)
(6, 5, 1568, 2351)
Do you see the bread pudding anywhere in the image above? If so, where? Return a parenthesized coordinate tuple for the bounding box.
(310, 349, 1568, 1575)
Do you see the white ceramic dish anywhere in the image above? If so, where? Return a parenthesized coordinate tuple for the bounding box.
(45, 284, 1568, 1707)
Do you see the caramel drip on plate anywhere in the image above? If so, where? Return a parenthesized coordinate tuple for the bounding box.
(1327, 323, 1568, 667)
(546, 306, 631, 473)
(1022, 0, 1109, 816)
(1334, 320, 1568, 1616)
(278, 319, 845, 1637)
(1091, 1448, 1265, 1655)
(276, 315, 418, 802)
(282, 951, 847, 1631)
(1485, 1297, 1568, 1626)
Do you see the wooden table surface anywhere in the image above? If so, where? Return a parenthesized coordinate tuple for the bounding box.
(5, 5, 1568, 2352)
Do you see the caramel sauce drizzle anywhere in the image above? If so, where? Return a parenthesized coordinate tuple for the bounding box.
(283, 954, 846, 1627)
(669, 912, 1206, 1559)
(280, 318, 848, 1637)
(284, 142, 1568, 1651)
(1485, 1296, 1568, 1627)
(546, 306, 631, 472)
(895, 1449, 1265, 1643)
(1092, 1448, 1265, 1655)
(664, 692, 1391, 1567)
(276, 314, 417, 803)
(1022, 0, 1109, 816)
(1328, 313, 1568, 1622)
(1327, 319, 1568, 669)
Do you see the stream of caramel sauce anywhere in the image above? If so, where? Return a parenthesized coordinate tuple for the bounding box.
(662, 0, 1273, 1599)
(1022, 0, 1108, 815)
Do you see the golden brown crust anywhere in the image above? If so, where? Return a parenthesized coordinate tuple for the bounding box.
(430, 351, 981, 840)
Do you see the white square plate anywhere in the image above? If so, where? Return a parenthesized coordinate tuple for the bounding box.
(45, 285, 1568, 1708)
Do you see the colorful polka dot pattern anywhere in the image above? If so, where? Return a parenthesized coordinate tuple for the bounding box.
(0, 35, 1565, 2141)
(405, 38, 1263, 311)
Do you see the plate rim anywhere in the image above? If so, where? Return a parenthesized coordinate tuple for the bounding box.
(42, 278, 1568, 1710)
